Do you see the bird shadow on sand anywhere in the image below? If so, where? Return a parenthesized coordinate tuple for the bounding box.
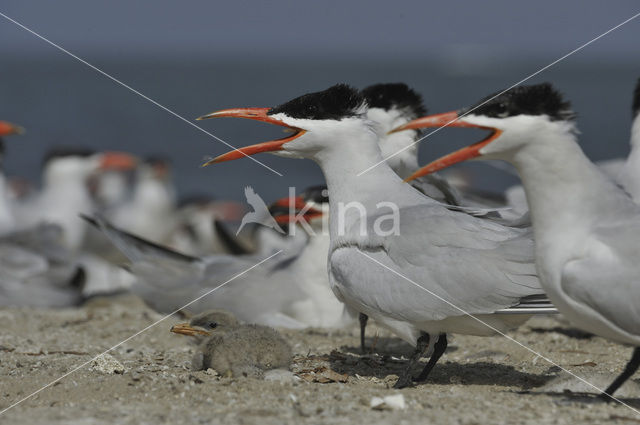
(513, 389, 640, 409)
(331, 340, 551, 389)
(527, 326, 594, 340)
(341, 336, 460, 358)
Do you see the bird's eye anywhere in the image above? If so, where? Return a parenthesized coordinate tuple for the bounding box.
(208, 322, 217, 329)
(495, 103, 508, 118)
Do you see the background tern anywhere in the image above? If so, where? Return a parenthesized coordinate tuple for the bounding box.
(199, 84, 555, 388)
(84, 188, 354, 329)
(398, 82, 640, 399)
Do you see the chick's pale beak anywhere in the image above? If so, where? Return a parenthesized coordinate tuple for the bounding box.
(0, 121, 25, 136)
(170, 323, 211, 337)
(196, 107, 305, 166)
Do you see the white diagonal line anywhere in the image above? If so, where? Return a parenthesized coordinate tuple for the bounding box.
(0, 249, 283, 417)
(0, 11, 283, 177)
(358, 11, 640, 176)
(357, 250, 640, 414)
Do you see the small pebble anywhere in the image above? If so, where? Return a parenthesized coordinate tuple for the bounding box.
(370, 394, 406, 410)
(91, 354, 125, 374)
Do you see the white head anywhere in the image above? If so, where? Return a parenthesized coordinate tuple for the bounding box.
(389, 83, 576, 180)
(197, 84, 379, 164)
(43, 147, 137, 187)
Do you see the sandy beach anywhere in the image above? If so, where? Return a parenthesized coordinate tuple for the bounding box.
(1, 294, 639, 424)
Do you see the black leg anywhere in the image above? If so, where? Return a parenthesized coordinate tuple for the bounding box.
(394, 333, 430, 389)
(359, 313, 369, 353)
(415, 333, 448, 383)
(599, 347, 640, 401)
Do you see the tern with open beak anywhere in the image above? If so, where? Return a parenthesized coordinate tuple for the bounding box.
(504, 78, 640, 215)
(395, 82, 640, 399)
(198, 84, 555, 388)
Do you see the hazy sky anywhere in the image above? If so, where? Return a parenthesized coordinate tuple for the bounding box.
(1, 1, 639, 59)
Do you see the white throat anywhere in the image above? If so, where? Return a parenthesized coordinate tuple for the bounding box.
(308, 122, 431, 245)
(502, 124, 632, 261)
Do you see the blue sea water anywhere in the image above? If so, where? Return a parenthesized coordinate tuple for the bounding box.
(0, 55, 638, 202)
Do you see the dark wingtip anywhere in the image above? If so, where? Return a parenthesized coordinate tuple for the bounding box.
(79, 213, 99, 227)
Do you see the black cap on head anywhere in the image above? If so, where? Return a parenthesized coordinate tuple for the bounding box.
(144, 155, 171, 167)
(42, 146, 96, 167)
(633, 78, 640, 118)
(268, 84, 364, 120)
(465, 83, 574, 122)
(361, 83, 427, 119)
(301, 185, 329, 204)
(177, 193, 215, 208)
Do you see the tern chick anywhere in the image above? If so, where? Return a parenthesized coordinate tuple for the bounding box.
(171, 310, 292, 378)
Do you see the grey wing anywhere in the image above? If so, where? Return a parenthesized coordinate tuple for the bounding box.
(0, 234, 82, 307)
(559, 220, 640, 341)
(2, 223, 71, 263)
(82, 214, 207, 288)
(332, 204, 542, 323)
(411, 174, 463, 206)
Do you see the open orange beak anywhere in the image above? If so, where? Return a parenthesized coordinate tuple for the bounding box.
(389, 111, 502, 182)
(269, 195, 324, 224)
(99, 151, 138, 171)
(196, 107, 306, 166)
(0, 121, 25, 136)
(170, 323, 211, 337)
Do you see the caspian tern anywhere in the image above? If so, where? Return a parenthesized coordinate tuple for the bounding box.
(0, 222, 84, 307)
(169, 195, 249, 256)
(110, 156, 177, 244)
(597, 78, 640, 201)
(366, 83, 522, 224)
(503, 78, 640, 214)
(0, 121, 24, 235)
(396, 82, 640, 398)
(0, 124, 84, 307)
(362, 83, 461, 205)
(15, 148, 137, 251)
(83, 188, 353, 329)
(268, 186, 355, 329)
(198, 84, 554, 388)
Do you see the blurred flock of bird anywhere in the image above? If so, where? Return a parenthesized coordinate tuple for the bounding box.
(1, 77, 640, 396)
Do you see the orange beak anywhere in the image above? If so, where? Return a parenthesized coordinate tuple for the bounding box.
(99, 151, 138, 171)
(0, 121, 25, 136)
(196, 107, 306, 166)
(269, 195, 323, 224)
(170, 323, 211, 337)
(388, 111, 502, 182)
(388, 111, 481, 134)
